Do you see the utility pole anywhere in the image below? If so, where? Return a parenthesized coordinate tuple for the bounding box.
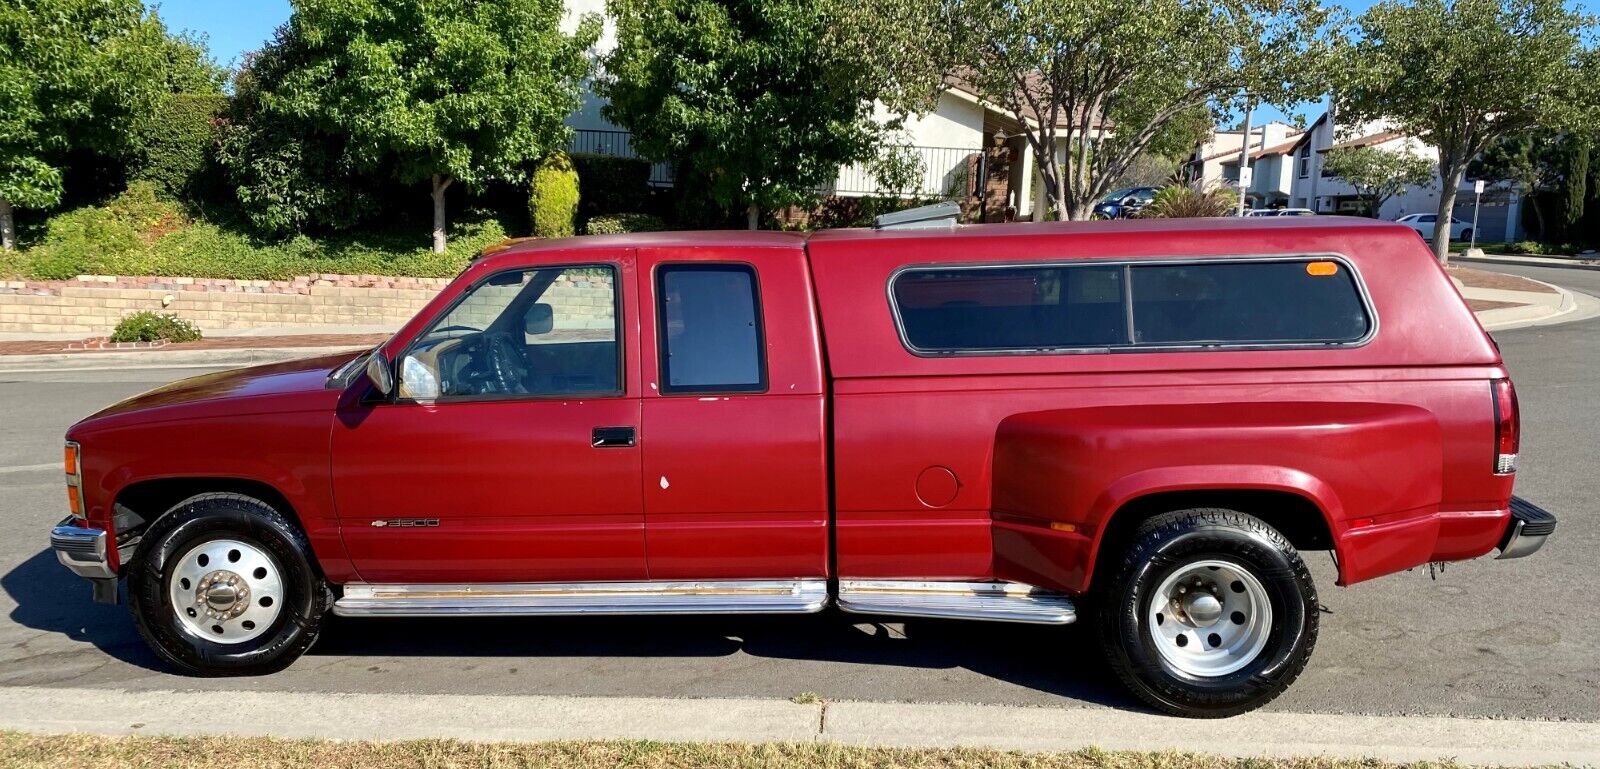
(1235, 98, 1255, 217)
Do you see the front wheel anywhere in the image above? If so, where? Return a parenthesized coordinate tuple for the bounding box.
(1096, 508, 1318, 718)
(128, 493, 330, 675)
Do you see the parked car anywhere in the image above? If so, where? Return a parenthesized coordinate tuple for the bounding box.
(1246, 208, 1316, 217)
(53, 210, 1556, 718)
(1396, 212, 1472, 241)
(1093, 187, 1158, 219)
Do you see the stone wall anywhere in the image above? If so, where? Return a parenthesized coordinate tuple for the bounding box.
(0, 272, 620, 337)
(0, 274, 454, 336)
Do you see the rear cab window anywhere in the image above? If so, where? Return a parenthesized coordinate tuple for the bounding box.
(891, 257, 1373, 355)
(656, 264, 767, 393)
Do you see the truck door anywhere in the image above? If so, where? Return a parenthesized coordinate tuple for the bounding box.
(636, 246, 829, 580)
(332, 258, 647, 583)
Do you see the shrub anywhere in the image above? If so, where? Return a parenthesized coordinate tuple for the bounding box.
(1506, 240, 1547, 255)
(110, 312, 203, 343)
(570, 154, 652, 216)
(529, 153, 579, 238)
(131, 93, 228, 202)
(586, 213, 667, 235)
(1141, 183, 1237, 218)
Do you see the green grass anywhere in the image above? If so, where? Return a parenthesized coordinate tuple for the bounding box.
(0, 184, 511, 281)
(0, 732, 1513, 769)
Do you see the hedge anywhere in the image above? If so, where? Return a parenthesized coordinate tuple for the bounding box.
(585, 213, 667, 235)
(570, 154, 652, 217)
(132, 93, 228, 202)
(529, 153, 579, 238)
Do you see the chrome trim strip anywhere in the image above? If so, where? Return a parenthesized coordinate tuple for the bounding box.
(332, 579, 830, 617)
(50, 519, 114, 579)
(836, 579, 1077, 625)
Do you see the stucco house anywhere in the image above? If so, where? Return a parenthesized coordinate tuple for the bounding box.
(559, 0, 1097, 221)
(1267, 111, 1516, 239)
(1186, 121, 1303, 201)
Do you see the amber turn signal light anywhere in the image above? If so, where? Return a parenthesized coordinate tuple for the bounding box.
(64, 440, 84, 518)
(1306, 261, 1339, 277)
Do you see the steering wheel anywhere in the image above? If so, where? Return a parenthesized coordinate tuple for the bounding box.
(460, 331, 529, 394)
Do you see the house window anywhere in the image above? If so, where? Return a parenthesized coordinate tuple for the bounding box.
(1298, 145, 1311, 179)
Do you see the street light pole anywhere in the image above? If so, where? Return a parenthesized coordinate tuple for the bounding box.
(1235, 98, 1255, 217)
(1470, 179, 1483, 251)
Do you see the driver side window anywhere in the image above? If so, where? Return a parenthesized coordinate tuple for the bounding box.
(399, 265, 620, 400)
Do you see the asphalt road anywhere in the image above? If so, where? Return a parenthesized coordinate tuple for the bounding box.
(1, 266, 1595, 720)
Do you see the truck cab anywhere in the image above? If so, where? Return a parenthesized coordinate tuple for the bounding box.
(52, 212, 1557, 717)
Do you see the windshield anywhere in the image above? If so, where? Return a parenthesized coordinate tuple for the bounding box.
(1101, 188, 1135, 203)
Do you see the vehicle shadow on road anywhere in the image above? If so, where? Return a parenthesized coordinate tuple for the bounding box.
(311, 610, 1140, 710)
(1, 549, 165, 673)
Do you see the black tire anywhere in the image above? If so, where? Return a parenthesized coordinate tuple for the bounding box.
(1460, 229, 1472, 243)
(128, 493, 330, 675)
(1096, 508, 1318, 718)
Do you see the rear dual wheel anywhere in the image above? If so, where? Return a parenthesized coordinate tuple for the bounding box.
(1096, 508, 1319, 718)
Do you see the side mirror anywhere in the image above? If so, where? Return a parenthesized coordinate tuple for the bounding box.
(524, 302, 554, 335)
(365, 352, 394, 397)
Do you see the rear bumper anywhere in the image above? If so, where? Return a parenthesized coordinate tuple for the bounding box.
(1496, 496, 1557, 560)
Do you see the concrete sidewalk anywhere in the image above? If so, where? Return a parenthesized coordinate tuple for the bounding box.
(0, 686, 1595, 766)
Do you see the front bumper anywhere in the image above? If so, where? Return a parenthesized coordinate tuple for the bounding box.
(1496, 496, 1557, 559)
(50, 517, 137, 603)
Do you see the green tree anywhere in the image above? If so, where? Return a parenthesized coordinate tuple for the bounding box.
(1339, 0, 1598, 262)
(240, 0, 598, 251)
(1321, 145, 1436, 217)
(600, 0, 896, 229)
(1470, 130, 1573, 239)
(833, 0, 1339, 220)
(0, 0, 168, 250)
(1559, 135, 1590, 242)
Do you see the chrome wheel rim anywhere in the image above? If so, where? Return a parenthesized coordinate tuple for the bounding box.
(1146, 559, 1272, 678)
(167, 539, 284, 644)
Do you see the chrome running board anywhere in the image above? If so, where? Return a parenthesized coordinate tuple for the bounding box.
(333, 579, 829, 617)
(836, 580, 1077, 625)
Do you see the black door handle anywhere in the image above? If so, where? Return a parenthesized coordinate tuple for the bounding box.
(592, 426, 636, 448)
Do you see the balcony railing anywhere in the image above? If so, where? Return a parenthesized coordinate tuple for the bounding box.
(569, 129, 980, 199)
(568, 129, 674, 187)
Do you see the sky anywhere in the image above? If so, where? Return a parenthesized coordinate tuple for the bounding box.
(151, 0, 1592, 127)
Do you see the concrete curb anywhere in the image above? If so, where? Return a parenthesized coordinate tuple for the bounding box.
(0, 346, 366, 374)
(1457, 253, 1600, 272)
(0, 686, 1596, 766)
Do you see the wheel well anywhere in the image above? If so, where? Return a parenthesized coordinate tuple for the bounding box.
(1093, 490, 1334, 581)
(114, 478, 298, 536)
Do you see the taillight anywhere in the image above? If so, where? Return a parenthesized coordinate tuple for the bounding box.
(1492, 379, 1519, 475)
(64, 441, 84, 518)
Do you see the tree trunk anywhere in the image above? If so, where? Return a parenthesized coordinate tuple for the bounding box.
(1433, 159, 1466, 265)
(1528, 197, 1546, 240)
(746, 203, 759, 230)
(0, 198, 14, 252)
(430, 174, 452, 254)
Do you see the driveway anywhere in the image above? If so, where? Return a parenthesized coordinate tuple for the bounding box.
(1, 269, 1595, 719)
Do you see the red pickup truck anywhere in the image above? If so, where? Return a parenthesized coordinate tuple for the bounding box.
(51, 211, 1556, 717)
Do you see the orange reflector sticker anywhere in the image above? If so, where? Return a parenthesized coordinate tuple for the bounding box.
(1306, 261, 1339, 276)
(63, 444, 78, 476)
(66, 485, 83, 516)
(1049, 522, 1078, 533)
